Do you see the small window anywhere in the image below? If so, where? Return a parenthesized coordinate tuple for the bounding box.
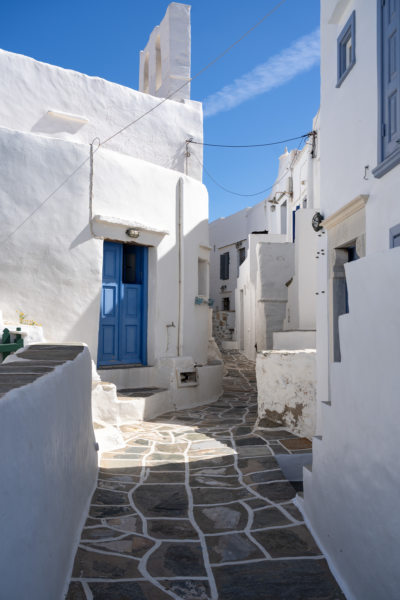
(143, 53, 149, 93)
(155, 36, 162, 91)
(302, 197, 308, 209)
(337, 11, 356, 87)
(280, 201, 287, 235)
(123, 245, 144, 284)
(220, 252, 230, 280)
(222, 297, 230, 311)
(390, 224, 400, 248)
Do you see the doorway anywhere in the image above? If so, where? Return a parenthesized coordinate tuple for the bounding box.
(98, 241, 148, 367)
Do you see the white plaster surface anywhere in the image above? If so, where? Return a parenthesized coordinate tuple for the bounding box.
(257, 350, 316, 438)
(273, 330, 316, 350)
(0, 125, 214, 406)
(305, 4, 400, 598)
(319, 0, 400, 251)
(0, 46, 203, 180)
(92, 360, 223, 428)
(305, 251, 400, 600)
(139, 3, 191, 102)
(0, 345, 97, 600)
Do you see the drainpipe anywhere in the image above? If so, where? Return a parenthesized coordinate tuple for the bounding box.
(89, 138, 100, 235)
(177, 177, 184, 356)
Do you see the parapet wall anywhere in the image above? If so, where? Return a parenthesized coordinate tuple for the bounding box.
(0, 344, 98, 600)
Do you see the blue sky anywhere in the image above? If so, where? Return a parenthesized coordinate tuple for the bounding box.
(1, 0, 320, 221)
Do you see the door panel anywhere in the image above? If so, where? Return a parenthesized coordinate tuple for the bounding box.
(120, 285, 142, 363)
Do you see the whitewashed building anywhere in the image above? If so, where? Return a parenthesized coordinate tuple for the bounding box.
(210, 122, 320, 362)
(303, 2, 400, 599)
(209, 119, 320, 437)
(0, 3, 222, 425)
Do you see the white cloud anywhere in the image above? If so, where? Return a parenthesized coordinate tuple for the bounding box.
(203, 28, 320, 117)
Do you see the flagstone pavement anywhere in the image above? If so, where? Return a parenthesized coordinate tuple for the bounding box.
(66, 351, 345, 600)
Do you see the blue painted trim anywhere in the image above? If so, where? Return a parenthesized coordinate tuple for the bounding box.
(98, 242, 122, 367)
(376, 0, 384, 168)
(372, 146, 400, 177)
(389, 223, 400, 247)
(374, 0, 400, 177)
(336, 10, 356, 88)
(141, 246, 148, 365)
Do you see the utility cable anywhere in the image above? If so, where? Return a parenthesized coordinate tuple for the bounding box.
(99, 0, 288, 148)
(188, 133, 310, 148)
(3, 0, 289, 243)
(191, 134, 306, 198)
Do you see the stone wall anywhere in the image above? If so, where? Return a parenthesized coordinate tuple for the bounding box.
(212, 310, 235, 345)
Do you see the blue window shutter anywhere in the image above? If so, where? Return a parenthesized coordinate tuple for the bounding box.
(382, 0, 400, 159)
(220, 252, 230, 280)
(389, 223, 400, 246)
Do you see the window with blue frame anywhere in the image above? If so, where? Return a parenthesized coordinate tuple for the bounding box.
(337, 11, 356, 87)
(390, 223, 400, 247)
(374, 0, 400, 178)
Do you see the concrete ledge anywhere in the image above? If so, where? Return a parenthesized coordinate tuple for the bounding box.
(273, 330, 316, 351)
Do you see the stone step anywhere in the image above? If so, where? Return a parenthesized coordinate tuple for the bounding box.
(92, 379, 173, 427)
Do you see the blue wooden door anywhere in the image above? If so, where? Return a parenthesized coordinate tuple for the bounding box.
(98, 242, 148, 367)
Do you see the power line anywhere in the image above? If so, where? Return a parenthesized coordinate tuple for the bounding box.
(191, 135, 306, 198)
(3, 1, 289, 243)
(188, 133, 311, 149)
(99, 0, 288, 148)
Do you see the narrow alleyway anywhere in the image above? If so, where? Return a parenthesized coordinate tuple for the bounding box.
(67, 351, 344, 600)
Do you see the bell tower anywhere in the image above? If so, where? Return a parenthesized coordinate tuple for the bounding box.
(139, 3, 191, 102)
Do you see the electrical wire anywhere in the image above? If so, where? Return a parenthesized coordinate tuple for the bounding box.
(188, 133, 310, 148)
(99, 0, 288, 148)
(3, 0, 289, 243)
(191, 135, 306, 198)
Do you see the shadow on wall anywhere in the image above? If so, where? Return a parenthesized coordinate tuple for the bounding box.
(65, 292, 102, 357)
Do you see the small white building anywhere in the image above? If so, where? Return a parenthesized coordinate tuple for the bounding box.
(303, 2, 400, 599)
(0, 3, 222, 424)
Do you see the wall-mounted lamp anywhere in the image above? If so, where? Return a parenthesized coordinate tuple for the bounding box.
(126, 228, 140, 238)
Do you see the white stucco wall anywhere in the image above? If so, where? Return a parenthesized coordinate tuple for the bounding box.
(257, 350, 316, 439)
(305, 3, 400, 598)
(319, 1, 400, 241)
(0, 47, 203, 180)
(305, 250, 400, 600)
(0, 345, 97, 600)
(284, 208, 318, 331)
(0, 127, 210, 368)
(234, 236, 293, 360)
(139, 2, 191, 102)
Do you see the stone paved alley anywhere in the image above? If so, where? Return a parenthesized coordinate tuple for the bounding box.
(67, 352, 344, 600)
